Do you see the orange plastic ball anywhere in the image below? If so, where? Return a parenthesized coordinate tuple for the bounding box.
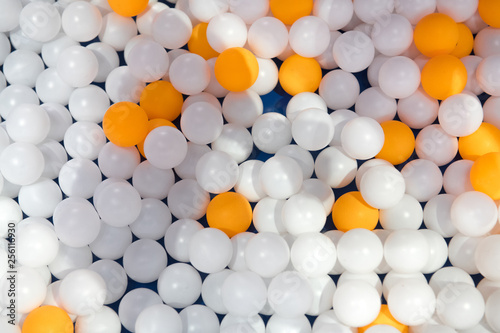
(358, 305, 409, 333)
(140, 81, 184, 121)
(331, 191, 379, 232)
(107, 0, 148, 17)
(206, 192, 253, 238)
(450, 23, 474, 58)
(376, 120, 416, 165)
(102, 101, 149, 147)
(458, 122, 500, 161)
(22, 305, 74, 333)
(214, 47, 259, 92)
(470, 152, 500, 200)
(278, 54, 322, 96)
(478, 0, 500, 28)
(137, 119, 177, 158)
(413, 13, 459, 58)
(188, 22, 220, 60)
(420, 54, 467, 100)
(270, 0, 313, 25)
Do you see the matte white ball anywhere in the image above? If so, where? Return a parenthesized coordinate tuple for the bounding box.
(87, 42, 120, 83)
(18, 219, 59, 268)
(268, 271, 314, 318)
(450, 191, 498, 237)
(59, 269, 107, 316)
(75, 306, 121, 333)
(259, 155, 303, 199)
(371, 14, 413, 56)
(397, 88, 439, 129)
(333, 280, 381, 327)
(62, 1, 102, 42)
(252, 112, 292, 154)
(337, 228, 383, 274)
(333, 30, 375, 73)
(315, 146, 357, 189)
(206, 13, 247, 53)
(355, 87, 397, 123)
(158, 263, 202, 308)
(475, 235, 500, 281)
(380, 194, 423, 230)
(319, 69, 360, 110)
(19, 2, 61, 42)
(179, 305, 220, 333)
(0, 142, 44, 186)
(341, 117, 385, 160)
(169, 53, 211, 95)
(292, 108, 334, 151)
(289, 15, 330, 58)
(167, 179, 210, 220)
(152, 8, 192, 49)
(3, 49, 44, 87)
(189, 228, 233, 274)
(387, 279, 436, 326)
(245, 232, 290, 278)
(88, 259, 128, 305)
(423, 194, 458, 238)
(290, 232, 336, 278)
(248, 17, 288, 59)
(401, 159, 443, 202)
(286, 92, 327, 123)
(201, 269, 232, 315)
(384, 229, 430, 273)
(415, 124, 458, 167)
(181, 102, 223, 145)
(57, 46, 99, 88)
(144, 126, 188, 170)
(282, 193, 327, 235)
(135, 304, 183, 333)
(99, 13, 137, 52)
(234, 160, 266, 202)
(127, 39, 169, 82)
(360, 165, 406, 209)
(378, 56, 420, 99)
(195, 150, 238, 194)
(18, 177, 62, 218)
(222, 90, 263, 128)
(313, 0, 353, 30)
(221, 271, 267, 317)
(118, 288, 163, 332)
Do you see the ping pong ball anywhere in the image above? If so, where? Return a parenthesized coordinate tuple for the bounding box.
(459, 122, 500, 161)
(292, 108, 334, 151)
(282, 193, 327, 235)
(313, 0, 353, 31)
(290, 232, 336, 277)
(135, 304, 183, 333)
(387, 279, 436, 326)
(384, 229, 430, 273)
(333, 30, 375, 73)
(169, 53, 211, 95)
(0, 142, 45, 186)
(140, 81, 183, 121)
(62, 1, 102, 42)
(450, 23, 474, 58)
(123, 239, 168, 283)
(151, 8, 192, 50)
(451, 191, 498, 237)
(270, 0, 313, 25)
(221, 271, 267, 317)
(18, 218, 59, 267)
(173, 142, 211, 181)
(188, 22, 220, 60)
(354, 87, 396, 124)
(206, 13, 247, 53)
(195, 150, 239, 194)
(89, 259, 128, 304)
(470, 152, 500, 200)
(126, 39, 169, 82)
(189, 228, 233, 274)
(107, 0, 148, 17)
(332, 191, 379, 232)
(260, 155, 303, 200)
(244, 232, 290, 278)
(167, 179, 210, 220)
(320, 69, 360, 110)
(181, 102, 223, 145)
(360, 165, 406, 210)
(337, 228, 383, 274)
(206, 192, 252, 238)
(3, 49, 44, 88)
(475, 235, 500, 281)
(214, 47, 259, 92)
(438, 93, 483, 137)
(251, 57, 280, 96)
(341, 117, 385, 160)
(421, 55, 468, 100)
(248, 17, 288, 59)
(279, 54, 322, 96)
(416, 124, 458, 167)
(268, 271, 314, 318)
(289, 16, 330, 58)
(333, 280, 381, 327)
(376, 120, 415, 165)
(371, 14, 413, 57)
(478, 0, 500, 28)
(103, 101, 148, 147)
(211, 124, 253, 163)
(19, 2, 61, 42)
(57, 45, 99, 88)
(22, 305, 73, 333)
(87, 42, 120, 83)
(414, 13, 459, 57)
(476, 55, 500, 96)
(378, 56, 420, 99)
(118, 288, 163, 332)
(6, 104, 50, 144)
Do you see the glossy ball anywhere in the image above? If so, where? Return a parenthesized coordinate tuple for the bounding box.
(384, 229, 430, 273)
(450, 191, 498, 237)
(332, 191, 379, 232)
(333, 281, 381, 327)
(387, 279, 436, 326)
(341, 117, 385, 160)
(282, 193, 327, 235)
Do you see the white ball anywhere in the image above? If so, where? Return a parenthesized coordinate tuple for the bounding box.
(221, 271, 267, 317)
(360, 165, 405, 209)
(59, 269, 107, 316)
(423, 194, 459, 238)
(384, 229, 430, 273)
(0, 84, 39, 119)
(290, 232, 336, 278)
(462, 55, 484, 96)
(252, 197, 287, 234)
(485, 290, 500, 331)
(174, 142, 211, 180)
(64, 121, 107, 160)
(49, 242, 93, 280)
(395, 0, 436, 25)
(367, 54, 389, 87)
(164, 219, 204, 262)
(292, 108, 334, 151)
(415, 124, 458, 167)
(18, 177, 62, 218)
(3, 49, 44, 87)
(286, 92, 327, 123)
(420, 229, 449, 274)
(448, 233, 482, 275)
(195, 150, 238, 194)
(475, 235, 500, 281)
(179, 305, 220, 333)
(1, 266, 46, 314)
(129, 199, 172, 240)
(127, 39, 169, 82)
(88, 260, 128, 305)
(380, 194, 423, 230)
(259, 155, 303, 200)
(41, 33, 79, 69)
(167, 179, 210, 220)
(58, 158, 102, 199)
(252, 112, 292, 154)
(99, 13, 137, 52)
(222, 90, 263, 127)
(341, 117, 385, 160)
(289, 15, 330, 58)
(68, 85, 110, 123)
(152, 8, 192, 49)
(57, 45, 99, 88)
(135, 304, 182, 333)
(329, 109, 359, 146)
(250, 57, 279, 96)
(87, 42, 120, 83)
(333, 280, 381, 327)
(169, 53, 211, 95)
(319, 69, 360, 110)
(313, 0, 353, 30)
(451, 191, 498, 237)
(438, 93, 483, 137)
(474, 27, 500, 59)
(229, 232, 253, 272)
(355, 87, 397, 123)
(300, 178, 335, 215)
(137, 2, 168, 36)
(118, 288, 163, 332)
(206, 13, 247, 53)
(282, 193, 327, 235)
(19, 2, 61, 42)
(234, 160, 266, 202)
(337, 228, 383, 274)
(315, 146, 357, 188)
(387, 279, 436, 326)
(354, 0, 394, 24)
(75, 306, 121, 333)
(371, 14, 413, 56)
(437, 0, 477, 22)
(158, 263, 202, 308)
(202, 269, 232, 315)
(62, 1, 102, 42)
(476, 55, 500, 96)
(123, 239, 167, 284)
(397, 88, 439, 129)
(36, 68, 75, 105)
(0, 142, 44, 186)
(18, 219, 59, 268)
(189, 0, 229, 22)
(181, 102, 224, 145)
(245, 232, 290, 278)
(275, 144, 315, 181)
(268, 271, 313, 318)
(189, 228, 233, 274)
(401, 159, 443, 202)
(97, 142, 140, 180)
(0, 0, 22, 32)
(6, 104, 50, 144)
(144, 126, 188, 170)
(229, 0, 268, 24)
(333, 30, 375, 73)
(248, 17, 288, 59)
(378, 56, 420, 98)
(443, 160, 474, 195)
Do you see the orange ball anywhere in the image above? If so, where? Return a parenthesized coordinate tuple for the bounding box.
(413, 13, 459, 58)
(140, 81, 184, 121)
(458, 122, 500, 161)
(22, 305, 74, 333)
(358, 304, 409, 333)
(107, 0, 148, 17)
(270, 0, 313, 25)
(214, 47, 259, 92)
(478, 0, 500, 28)
(331, 191, 379, 232)
(206, 192, 253, 238)
(420, 54, 467, 100)
(470, 152, 500, 200)
(278, 54, 322, 96)
(137, 119, 177, 158)
(103, 102, 149, 147)
(450, 23, 474, 58)
(376, 120, 415, 165)
(188, 22, 220, 60)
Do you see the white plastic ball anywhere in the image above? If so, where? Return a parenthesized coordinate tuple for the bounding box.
(395, 0, 435, 25)
(61, 1, 102, 42)
(423, 194, 459, 238)
(234, 160, 266, 202)
(222, 90, 264, 128)
(181, 102, 223, 145)
(397, 88, 439, 129)
(289, 15, 330, 58)
(292, 108, 334, 151)
(174, 142, 211, 180)
(360, 165, 405, 209)
(371, 14, 413, 56)
(164, 219, 204, 262)
(384, 229, 430, 273)
(282, 193, 327, 235)
(367, 54, 390, 87)
(206, 13, 247, 53)
(229, 232, 253, 272)
(415, 124, 458, 167)
(87, 42, 120, 83)
(221, 270, 267, 317)
(355, 87, 397, 123)
(300, 178, 335, 215)
(475, 235, 500, 281)
(437, 0, 477, 22)
(380, 194, 423, 230)
(127, 39, 169, 82)
(250, 57, 279, 96)
(0, 0, 22, 32)
(76, 306, 121, 333)
(56, 45, 99, 88)
(316, 30, 342, 70)
(182, 91, 221, 112)
(252, 197, 287, 234)
(333, 30, 375, 73)
(137, 2, 168, 36)
(248, 17, 288, 59)
(68, 85, 110, 123)
(476, 55, 500, 96)
(276, 144, 315, 180)
(204, 57, 230, 98)
(99, 13, 137, 52)
(387, 279, 436, 326)
(337, 228, 383, 274)
(18, 177, 62, 218)
(19, 1, 61, 42)
(313, 0, 353, 30)
(0, 266, 46, 314)
(167, 179, 210, 220)
(462, 55, 484, 96)
(38, 139, 70, 180)
(450, 191, 498, 237)
(0, 84, 39, 119)
(268, 271, 314, 318)
(245, 232, 289, 278)
(0, 142, 44, 186)
(290, 232, 336, 278)
(158, 263, 202, 308)
(210, 123, 254, 163)
(319, 69, 360, 110)
(315, 146, 357, 189)
(97, 142, 140, 180)
(252, 112, 293, 154)
(286, 92, 327, 122)
(420, 229, 449, 274)
(179, 305, 220, 333)
(59, 268, 106, 316)
(58, 158, 101, 199)
(63, 121, 106, 160)
(341, 116, 385, 160)
(401, 159, 443, 202)
(118, 288, 163, 333)
(228, 0, 268, 24)
(3, 49, 44, 87)
(17, 219, 59, 268)
(35, 68, 74, 105)
(144, 126, 188, 170)
(333, 280, 381, 327)
(129, 198, 172, 240)
(202, 269, 232, 315)
(195, 150, 238, 194)
(40, 33, 78, 69)
(48, 243, 93, 280)
(189, 228, 233, 274)
(9, 27, 44, 54)
(152, 8, 192, 49)
(123, 239, 167, 284)
(135, 304, 183, 333)
(378, 56, 420, 99)
(6, 104, 50, 144)
(438, 93, 483, 137)
(88, 259, 128, 305)
(448, 233, 482, 275)
(169, 53, 210, 95)
(259, 155, 303, 200)
(485, 290, 500, 331)
(189, 0, 228, 22)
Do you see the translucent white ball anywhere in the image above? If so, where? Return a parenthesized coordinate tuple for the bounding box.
(18, 177, 62, 218)
(68, 85, 110, 123)
(420, 229, 449, 274)
(282, 193, 327, 235)
(319, 69, 360, 110)
(6, 104, 50, 144)
(205, 57, 229, 98)
(182, 91, 221, 112)
(337, 228, 384, 274)
(276, 144, 315, 181)
(475, 235, 500, 281)
(88, 259, 128, 304)
(118, 288, 163, 332)
(76, 306, 121, 333)
(56, 45, 99, 88)
(189, 228, 233, 274)
(259, 155, 303, 200)
(63, 121, 106, 160)
(384, 229, 430, 273)
(144, 126, 188, 170)
(462, 55, 485, 96)
(341, 116, 385, 160)
(248, 17, 288, 59)
(19, 1, 61, 42)
(290, 232, 336, 278)
(415, 124, 458, 167)
(3, 49, 44, 87)
(313, 0, 353, 30)
(179, 305, 220, 333)
(333, 280, 381, 327)
(371, 14, 413, 56)
(437, 0, 477, 22)
(289, 15, 330, 58)
(61, 1, 102, 42)
(99, 13, 137, 52)
(401, 159, 443, 202)
(451, 191, 498, 237)
(169, 53, 210, 95)
(152, 8, 192, 49)
(423, 194, 458, 238)
(221, 271, 267, 317)
(333, 30, 375, 73)
(35, 68, 75, 105)
(314, 146, 357, 189)
(164, 219, 204, 262)
(206, 13, 247, 53)
(250, 57, 279, 96)
(167, 179, 210, 220)
(485, 289, 500, 331)
(174, 142, 211, 180)
(378, 56, 420, 99)
(202, 269, 232, 315)
(252, 197, 287, 234)
(195, 150, 238, 193)
(286, 92, 327, 123)
(229, 0, 268, 24)
(97, 142, 140, 180)
(158, 263, 202, 308)
(189, 0, 228, 23)
(380, 194, 423, 230)
(395, 0, 435, 25)
(483, 96, 500, 129)
(438, 93, 483, 137)
(448, 233, 482, 275)
(268, 271, 313, 318)
(129, 198, 172, 240)
(0, 142, 44, 186)
(476, 55, 500, 96)
(387, 279, 436, 326)
(127, 39, 169, 82)
(291, 108, 334, 151)
(360, 165, 405, 209)
(397, 88, 439, 129)
(252, 112, 293, 154)
(245, 232, 290, 278)
(59, 268, 107, 316)
(181, 101, 223, 145)
(137, 2, 168, 36)
(355, 87, 397, 123)
(211, 124, 253, 164)
(0, 84, 39, 120)
(123, 239, 167, 284)
(40, 33, 78, 69)
(87, 42, 120, 83)
(49, 242, 93, 280)
(58, 158, 101, 199)
(1, 266, 46, 314)
(135, 304, 183, 333)
(18, 219, 59, 267)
